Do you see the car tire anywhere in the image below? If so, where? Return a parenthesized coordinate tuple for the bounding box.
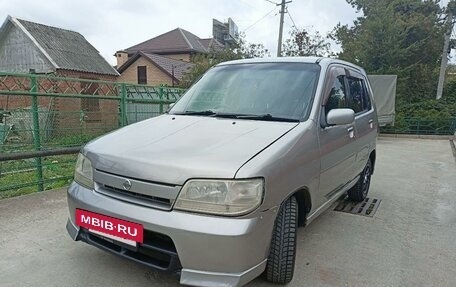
(347, 158, 372, 202)
(265, 195, 298, 284)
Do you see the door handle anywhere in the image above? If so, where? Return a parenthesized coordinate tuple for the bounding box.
(368, 119, 374, 128)
(347, 127, 355, 138)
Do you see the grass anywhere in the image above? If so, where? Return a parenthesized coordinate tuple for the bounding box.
(0, 154, 77, 199)
(0, 129, 120, 199)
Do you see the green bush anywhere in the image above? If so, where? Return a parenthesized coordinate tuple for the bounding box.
(388, 79, 456, 134)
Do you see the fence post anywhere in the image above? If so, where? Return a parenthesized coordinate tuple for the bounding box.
(158, 86, 164, 114)
(30, 75, 44, 191)
(451, 118, 456, 135)
(120, 83, 127, 127)
(416, 119, 421, 135)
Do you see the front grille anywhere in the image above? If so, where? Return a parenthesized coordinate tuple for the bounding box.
(79, 228, 182, 273)
(103, 184, 171, 206)
(93, 169, 181, 210)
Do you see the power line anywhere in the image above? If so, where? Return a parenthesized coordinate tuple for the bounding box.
(242, 7, 278, 32)
(287, 8, 298, 31)
(263, 0, 279, 5)
(238, 0, 256, 9)
(283, 19, 293, 28)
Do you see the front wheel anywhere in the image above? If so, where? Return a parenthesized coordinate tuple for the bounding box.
(347, 158, 372, 202)
(265, 196, 298, 284)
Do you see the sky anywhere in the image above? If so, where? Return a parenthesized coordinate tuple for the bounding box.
(0, 0, 453, 65)
(0, 0, 361, 65)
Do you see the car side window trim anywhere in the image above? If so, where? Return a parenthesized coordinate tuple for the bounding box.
(320, 65, 349, 128)
(321, 65, 347, 106)
(361, 74, 374, 113)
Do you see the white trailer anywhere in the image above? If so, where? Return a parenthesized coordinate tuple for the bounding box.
(368, 75, 397, 126)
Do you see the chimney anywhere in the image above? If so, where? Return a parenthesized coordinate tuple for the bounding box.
(115, 51, 129, 68)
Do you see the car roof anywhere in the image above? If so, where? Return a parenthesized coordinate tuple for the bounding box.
(216, 57, 365, 73)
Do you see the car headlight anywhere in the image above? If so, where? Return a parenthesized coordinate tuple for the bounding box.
(174, 178, 264, 216)
(74, 153, 93, 189)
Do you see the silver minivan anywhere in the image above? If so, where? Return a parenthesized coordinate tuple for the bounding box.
(66, 57, 378, 287)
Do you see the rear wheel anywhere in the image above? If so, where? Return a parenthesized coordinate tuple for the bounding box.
(347, 159, 372, 202)
(265, 196, 298, 284)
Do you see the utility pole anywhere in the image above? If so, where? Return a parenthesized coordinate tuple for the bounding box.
(277, 0, 291, 57)
(436, 3, 454, 100)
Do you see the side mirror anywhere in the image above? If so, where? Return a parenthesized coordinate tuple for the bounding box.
(326, 108, 355, 126)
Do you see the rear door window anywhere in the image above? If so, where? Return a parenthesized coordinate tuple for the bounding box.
(347, 76, 371, 114)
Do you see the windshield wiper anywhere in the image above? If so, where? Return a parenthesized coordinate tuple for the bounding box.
(173, 110, 217, 116)
(218, 113, 300, 122)
(173, 111, 300, 122)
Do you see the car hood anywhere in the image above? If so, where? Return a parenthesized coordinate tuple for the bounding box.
(84, 114, 298, 185)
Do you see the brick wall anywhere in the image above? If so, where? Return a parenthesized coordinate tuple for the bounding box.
(56, 69, 118, 81)
(0, 76, 51, 109)
(0, 70, 120, 138)
(54, 70, 119, 135)
(117, 56, 173, 86)
(115, 51, 129, 67)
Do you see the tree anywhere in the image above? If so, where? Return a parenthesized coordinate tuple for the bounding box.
(180, 33, 269, 87)
(282, 28, 331, 57)
(330, 0, 445, 104)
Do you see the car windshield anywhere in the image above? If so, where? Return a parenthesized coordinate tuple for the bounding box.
(170, 62, 320, 121)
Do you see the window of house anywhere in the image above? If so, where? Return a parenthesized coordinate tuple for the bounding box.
(326, 75, 348, 114)
(137, 66, 147, 85)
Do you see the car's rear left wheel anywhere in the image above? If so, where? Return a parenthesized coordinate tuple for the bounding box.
(265, 195, 298, 284)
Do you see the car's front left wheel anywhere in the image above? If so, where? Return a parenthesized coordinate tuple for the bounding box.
(265, 195, 298, 284)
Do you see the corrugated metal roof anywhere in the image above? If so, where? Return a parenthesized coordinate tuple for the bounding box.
(15, 18, 118, 76)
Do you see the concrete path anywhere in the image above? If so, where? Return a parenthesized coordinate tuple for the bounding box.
(1, 137, 455, 287)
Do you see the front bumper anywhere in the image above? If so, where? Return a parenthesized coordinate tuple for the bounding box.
(66, 181, 277, 287)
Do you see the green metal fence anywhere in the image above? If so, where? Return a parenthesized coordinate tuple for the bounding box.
(380, 118, 456, 135)
(0, 72, 185, 198)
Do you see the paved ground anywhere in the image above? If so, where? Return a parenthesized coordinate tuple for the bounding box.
(1, 137, 455, 287)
